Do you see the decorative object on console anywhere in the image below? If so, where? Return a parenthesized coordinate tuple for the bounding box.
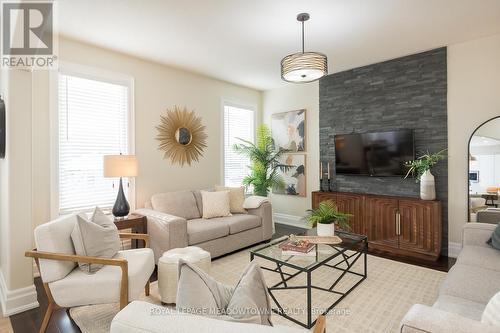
(104, 154, 138, 217)
(156, 106, 207, 166)
(233, 124, 292, 196)
(273, 153, 306, 197)
(305, 200, 351, 236)
(319, 161, 333, 192)
(0, 95, 5, 159)
(404, 149, 446, 200)
(281, 13, 327, 83)
(271, 109, 306, 152)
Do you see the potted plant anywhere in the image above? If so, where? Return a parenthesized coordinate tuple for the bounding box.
(233, 124, 292, 196)
(305, 200, 352, 236)
(404, 149, 446, 200)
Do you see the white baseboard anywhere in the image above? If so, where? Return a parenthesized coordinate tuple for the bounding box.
(448, 242, 462, 259)
(0, 269, 39, 316)
(274, 213, 311, 229)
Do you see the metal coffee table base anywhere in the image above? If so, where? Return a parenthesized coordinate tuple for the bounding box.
(251, 242, 367, 329)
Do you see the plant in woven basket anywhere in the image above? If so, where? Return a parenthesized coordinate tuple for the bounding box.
(232, 124, 292, 196)
(305, 200, 352, 230)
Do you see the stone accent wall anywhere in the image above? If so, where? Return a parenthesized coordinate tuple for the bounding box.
(319, 47, 448, 254)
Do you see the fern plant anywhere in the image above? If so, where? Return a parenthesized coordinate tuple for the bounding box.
(233, 124, 292, 196)
(306, 200, 352, 230)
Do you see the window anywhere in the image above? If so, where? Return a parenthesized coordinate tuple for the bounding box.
(223, 103, 255, 187)
(57, 69, 132, 214)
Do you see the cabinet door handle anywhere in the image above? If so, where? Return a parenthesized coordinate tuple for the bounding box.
(396, 211, 401, 235)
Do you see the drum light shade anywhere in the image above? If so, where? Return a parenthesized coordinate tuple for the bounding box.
(281, 51, 328, 83)
(281, 13, 328, 83)
(103, 155, 138, 178)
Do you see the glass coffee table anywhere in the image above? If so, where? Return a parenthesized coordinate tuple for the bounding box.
(250, 231, 368, 329)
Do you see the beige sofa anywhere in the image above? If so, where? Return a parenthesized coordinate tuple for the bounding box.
(400, 223, 500, 333)
(136, 190, 273, 262)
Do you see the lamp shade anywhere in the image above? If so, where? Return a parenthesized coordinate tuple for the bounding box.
(103, 155, 138, 177)
(281, 52, 328, 83)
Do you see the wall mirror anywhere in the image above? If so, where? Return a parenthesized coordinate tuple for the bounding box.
(156, 106, 207, 166)
(468, 116, 500, 222)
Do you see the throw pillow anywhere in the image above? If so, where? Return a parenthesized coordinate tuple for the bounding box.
(487, 222, 500, 251)
(176, 260, 272, 326)
(201, 190, 232, 219)
(71, 207, 121, 273)
(215, 185, 247, 214)
(225, 261, 273, 326)
(482, 291, 500, 326)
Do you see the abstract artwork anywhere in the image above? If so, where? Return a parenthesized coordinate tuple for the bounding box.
(271, 109, 306, 152)
(273, 153, 306, 197)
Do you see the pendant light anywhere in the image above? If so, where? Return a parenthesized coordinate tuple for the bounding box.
(281, 13, 328, 83)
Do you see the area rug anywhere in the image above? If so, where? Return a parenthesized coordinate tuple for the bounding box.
(70, 249, 446, 333)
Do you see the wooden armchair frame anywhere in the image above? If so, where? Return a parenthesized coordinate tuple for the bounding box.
(25, 233, 150, 333)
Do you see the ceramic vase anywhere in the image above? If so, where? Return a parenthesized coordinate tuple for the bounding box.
(317, 222, 335, 236)
(420, 170, 436, 200)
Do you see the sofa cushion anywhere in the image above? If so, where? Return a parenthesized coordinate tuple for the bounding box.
(151, 191, 201, 220)
(187, 219, 230, 245)
(456, 245, 500, 271)
(224, 214, 262, 234)
(434, 294, 486, 321)
(440, 263, 500, 304)
(34, 214, 78, 283)
(49, 248, 154, 307)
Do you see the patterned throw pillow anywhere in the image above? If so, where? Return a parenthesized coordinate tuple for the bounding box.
(215, 185, 247, 214)
(487, 222, 500, 251)
(71, 207, 121, 273)
(482, 291, 500, 326)
(201, 190, 232, 219)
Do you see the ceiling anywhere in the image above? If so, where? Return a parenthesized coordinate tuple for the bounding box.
(57, 0, 500, 91)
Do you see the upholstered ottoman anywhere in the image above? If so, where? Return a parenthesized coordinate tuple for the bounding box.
(158, 246, 211, 304)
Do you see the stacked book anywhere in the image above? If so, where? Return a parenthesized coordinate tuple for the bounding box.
(279, 239, 316, 256)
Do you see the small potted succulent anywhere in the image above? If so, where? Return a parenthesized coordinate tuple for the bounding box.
(305, 200, 352, 236)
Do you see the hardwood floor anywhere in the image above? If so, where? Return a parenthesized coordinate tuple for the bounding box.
(10, 223, 455, 333)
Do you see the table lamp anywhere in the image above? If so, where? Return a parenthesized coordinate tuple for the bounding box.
(104, 154, 138, 218)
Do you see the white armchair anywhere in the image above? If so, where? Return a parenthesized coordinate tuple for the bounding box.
(26, 214, 155, 333)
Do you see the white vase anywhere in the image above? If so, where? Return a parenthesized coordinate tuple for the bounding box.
(420, 170, 436, 200)
(317, 223, 335, 236)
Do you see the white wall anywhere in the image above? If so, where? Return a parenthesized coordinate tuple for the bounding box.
(32, 37, 262, 224)
(262, 82, 319, 223)
(448, 33, 500, 245)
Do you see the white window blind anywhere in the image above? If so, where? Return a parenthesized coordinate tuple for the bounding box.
(223, 104, 255, 187)
(58, 73, 130, 214)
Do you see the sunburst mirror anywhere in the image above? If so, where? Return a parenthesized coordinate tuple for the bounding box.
(156, 106, 207, 166)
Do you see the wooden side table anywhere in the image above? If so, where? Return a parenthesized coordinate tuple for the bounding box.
(114, 213, 147, 248)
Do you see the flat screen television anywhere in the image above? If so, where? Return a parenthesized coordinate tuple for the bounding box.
(334, 130, 415, 176)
